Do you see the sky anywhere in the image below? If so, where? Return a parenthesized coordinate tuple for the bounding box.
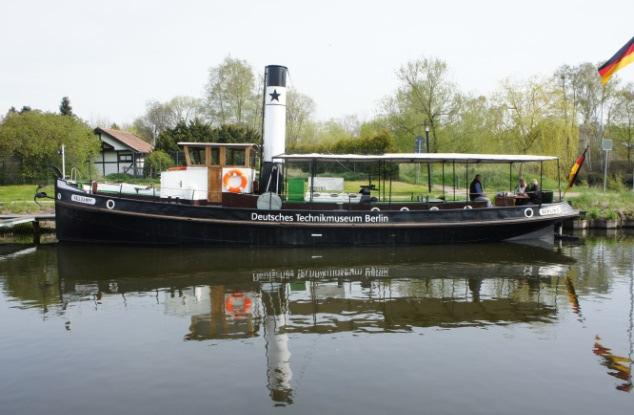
(1, 0, 633, 125)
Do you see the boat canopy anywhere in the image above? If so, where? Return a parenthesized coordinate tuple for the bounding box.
(178, 142, 257, 148)
(273, 153, 558, 164)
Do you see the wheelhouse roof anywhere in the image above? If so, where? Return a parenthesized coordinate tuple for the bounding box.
(273, 153, 558, 163)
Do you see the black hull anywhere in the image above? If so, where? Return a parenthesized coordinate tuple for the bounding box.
(54, 180, 577, 246)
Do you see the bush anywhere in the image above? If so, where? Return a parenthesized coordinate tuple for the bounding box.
(144, 150, 175, 177)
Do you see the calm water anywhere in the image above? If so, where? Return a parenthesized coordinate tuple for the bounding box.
(1, 234, 633, 414)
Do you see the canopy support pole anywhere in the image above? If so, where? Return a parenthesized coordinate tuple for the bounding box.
(465, 162, 469, 201)
(557, 159, 561, 202)
(309, 159, 315, 203)
(540, 161, 544, 192)
(509, 163, 513, 193)
(389, 163, 393, 206)
(452, 161, 456, 201)
(442, 162, 445, 199)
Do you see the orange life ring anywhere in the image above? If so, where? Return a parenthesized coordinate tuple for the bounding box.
(225, 292, 252, 314)
(223, 169, 248, 193)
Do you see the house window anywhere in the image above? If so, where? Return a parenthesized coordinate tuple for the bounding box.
(118, 153, 133, 163)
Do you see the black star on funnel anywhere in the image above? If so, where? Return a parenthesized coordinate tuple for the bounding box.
(269, 89, 281, 102)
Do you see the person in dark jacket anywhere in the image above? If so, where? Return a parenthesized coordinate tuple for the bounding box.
(527, 179, 541, 203)
(469, 175, 492, 207)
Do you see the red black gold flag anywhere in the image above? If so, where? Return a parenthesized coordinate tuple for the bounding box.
(598, 36, 634, 85)
(566, 146, 588, 190)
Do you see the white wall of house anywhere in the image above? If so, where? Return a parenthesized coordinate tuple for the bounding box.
(93, 133, 147, 177)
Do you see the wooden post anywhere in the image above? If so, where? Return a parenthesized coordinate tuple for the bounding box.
(184, 146, 192, 166)
(33, 220, 41, 245)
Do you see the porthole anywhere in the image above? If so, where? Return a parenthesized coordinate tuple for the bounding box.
(524, 207, 534, 218)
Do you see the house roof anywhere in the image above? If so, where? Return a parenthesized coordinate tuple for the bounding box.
(95, 128, 154, 154)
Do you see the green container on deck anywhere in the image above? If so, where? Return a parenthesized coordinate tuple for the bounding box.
(287, 178, 305, 202)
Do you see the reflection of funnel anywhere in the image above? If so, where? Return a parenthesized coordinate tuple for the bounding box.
(262, 283, 293, 405)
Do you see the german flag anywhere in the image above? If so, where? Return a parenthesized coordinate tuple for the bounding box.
(598, 36, 634, 84)
(566, 146, 588, 190)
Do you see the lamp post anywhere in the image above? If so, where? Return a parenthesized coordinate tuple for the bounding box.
(425, 125, 431, 193)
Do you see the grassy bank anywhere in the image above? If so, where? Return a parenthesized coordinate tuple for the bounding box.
(0, 185, 54, 214)
(566, 187, 634, 220)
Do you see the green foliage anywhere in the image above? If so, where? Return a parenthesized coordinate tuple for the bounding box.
(291, 129, 395, 155)
(157, 120, 260, 154)
(144, 150, 175, 177)
(0, 111, 99, 183)
(214, 124, 260, 144)
(157, 119, 214, 153)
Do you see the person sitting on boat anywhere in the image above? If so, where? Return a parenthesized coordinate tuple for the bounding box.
(515, 177, 528, 195)
(527, 179, 541, 203)
(469, 175, 492, 207)
(514, 177, 529, 205)
(358, 186, 377, 204)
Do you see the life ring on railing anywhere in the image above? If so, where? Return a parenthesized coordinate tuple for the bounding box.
(400, 206, 410, 212)
(222, 169, 248, 193)
(429, 206, 439, 211)
(463, 205, 472, 210)
(370, 207, 381, 212)
(225, 292, 252, 314)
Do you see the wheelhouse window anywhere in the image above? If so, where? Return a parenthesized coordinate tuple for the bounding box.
(226, 148, 246, 166)
(188, 147, 205, 165)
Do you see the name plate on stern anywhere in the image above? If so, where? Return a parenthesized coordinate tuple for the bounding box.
(539, 205, 562, 216)
(71, 194, 96, 205)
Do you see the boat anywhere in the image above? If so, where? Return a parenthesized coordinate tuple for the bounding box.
(52, 65, 578, 246)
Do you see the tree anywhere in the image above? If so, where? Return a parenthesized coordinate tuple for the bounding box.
(497, 78, 551, 154)
(0, 111, 99, 182)
(286, 89, 315, 147)
(132, 97, 203, 146)
(442, 94, 504, 153)
(612, 83, 634, 166)
(156, 120, 260, 155)
(144, 150, 175, 177)
(169, 96, 204, 123)
(59, 97, 73, 116)
(204, 56, 257, 126)
(157, 119, 215, 154)
(392, 57, 456, 152)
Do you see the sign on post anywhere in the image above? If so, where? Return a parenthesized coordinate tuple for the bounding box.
(415, 136, 424, 153)
(602, 138, 613, 151)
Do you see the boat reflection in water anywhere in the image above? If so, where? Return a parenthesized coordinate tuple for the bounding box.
(45, 243, 576, 405)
